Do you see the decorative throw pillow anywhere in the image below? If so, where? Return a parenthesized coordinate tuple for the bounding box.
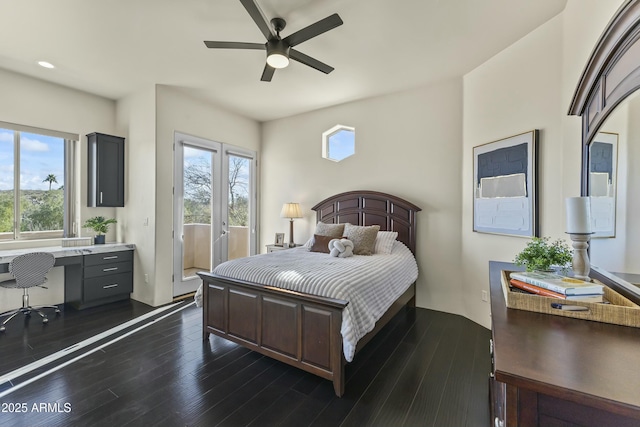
(374, 231, 398, 254)
(328, 238, 354, 258)
(344, 223, 380, 255)
(306, 222, 346, 249)
(314, 222, 345, 238)
(309, 234, 337, 253)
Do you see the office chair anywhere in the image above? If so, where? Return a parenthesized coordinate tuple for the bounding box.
(0, 252, 60, 332)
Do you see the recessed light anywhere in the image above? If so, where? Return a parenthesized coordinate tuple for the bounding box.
(38, 61, 55, 69)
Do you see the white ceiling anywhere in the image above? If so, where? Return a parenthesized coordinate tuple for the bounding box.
(0, 0, 567, 122)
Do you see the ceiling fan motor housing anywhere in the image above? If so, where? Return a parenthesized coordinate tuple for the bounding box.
(266, 39, 290, 68)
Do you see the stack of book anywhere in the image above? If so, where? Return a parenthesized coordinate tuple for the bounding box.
(509, 271, 605, 303)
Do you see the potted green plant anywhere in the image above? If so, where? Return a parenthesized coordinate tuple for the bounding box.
(83, 216, 117, 244)
(514, 237, 573, 272)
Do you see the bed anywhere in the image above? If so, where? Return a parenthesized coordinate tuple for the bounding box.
(197, 190, 421, 396)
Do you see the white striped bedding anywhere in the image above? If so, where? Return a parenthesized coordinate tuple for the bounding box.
(211, 240, 419, 362)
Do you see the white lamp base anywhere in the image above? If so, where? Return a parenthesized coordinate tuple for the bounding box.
(569, 233, 592, 281)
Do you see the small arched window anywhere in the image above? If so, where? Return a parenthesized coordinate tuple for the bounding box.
(322, 125, 355, 162)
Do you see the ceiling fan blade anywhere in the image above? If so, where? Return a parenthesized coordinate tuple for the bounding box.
(290, 49, 334, 74)
(204, 41, 265, 50)
(261, 64, 276, 81)
(283, 13, 343, 47)
(239, 0, 275, 40)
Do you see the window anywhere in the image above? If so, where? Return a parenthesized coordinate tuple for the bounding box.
(322, 124, 355, 162)
(0, 121, 78, 241)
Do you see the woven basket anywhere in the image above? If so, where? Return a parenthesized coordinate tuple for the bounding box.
(501, 270, 640, 328)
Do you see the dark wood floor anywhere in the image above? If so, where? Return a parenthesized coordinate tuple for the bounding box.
(0, 300, 491, 427)
(0, 300, 156, 378)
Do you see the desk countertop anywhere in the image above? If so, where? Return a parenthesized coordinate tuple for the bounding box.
(0, 243, 135, 265)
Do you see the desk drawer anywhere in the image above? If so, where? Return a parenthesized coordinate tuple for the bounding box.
(84, 250, 133, 267)
(84, 261, 132, 279)
(84, 272, 133, 301)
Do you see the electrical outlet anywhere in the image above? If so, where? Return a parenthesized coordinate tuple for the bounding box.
(144, 273, 149, 283)
(482, 290, 488, 302)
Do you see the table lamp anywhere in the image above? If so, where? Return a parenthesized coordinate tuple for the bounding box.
(281, 203, 302, 247)
(565, 197, 593, 280)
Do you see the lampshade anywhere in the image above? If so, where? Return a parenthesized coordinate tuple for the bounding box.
(266, 39, 290, 69)
(565, 197, 592, 234)
(281, 203, 302, 219)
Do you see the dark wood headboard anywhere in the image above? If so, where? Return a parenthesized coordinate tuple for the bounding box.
(311, 190, 421, 254)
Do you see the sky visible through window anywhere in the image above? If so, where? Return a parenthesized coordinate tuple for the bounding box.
(0, 129, 64, 191)
(327, 128, 355, 161)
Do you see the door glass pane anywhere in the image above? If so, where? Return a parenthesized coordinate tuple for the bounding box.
(0, 129, 14, 240)
(19, 132, 64, 236)
(182, 146, 213, 278)
(227, 155, 250, 260)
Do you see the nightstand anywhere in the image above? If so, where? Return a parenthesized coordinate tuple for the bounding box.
(266, 244, 295, 253)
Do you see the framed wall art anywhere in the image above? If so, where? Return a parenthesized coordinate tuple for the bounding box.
(473, 130, 539, 237)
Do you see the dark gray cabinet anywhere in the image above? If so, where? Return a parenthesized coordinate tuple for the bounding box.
(65, 250, 133, 310)
(87, 132, 125, 207)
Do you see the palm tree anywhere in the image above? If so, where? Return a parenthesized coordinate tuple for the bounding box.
(43, 174, 57, 191)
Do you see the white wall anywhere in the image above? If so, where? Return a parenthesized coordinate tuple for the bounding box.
(462, 15, 564, 328)
(116, 86, 157, 306)
(462, 0, 624, 328)
(261, 78, 464, 315)
(0, 68, 117, 312)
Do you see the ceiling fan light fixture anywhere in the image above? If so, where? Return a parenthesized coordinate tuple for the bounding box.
(267, 52, 289, 68)
(266, 39, 290, 69)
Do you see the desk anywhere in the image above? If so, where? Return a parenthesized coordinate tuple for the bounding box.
(1, 243, 135, 309)
(489, 261, 640, 426)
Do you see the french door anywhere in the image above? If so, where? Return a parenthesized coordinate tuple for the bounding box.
(173, 132, 256, 297)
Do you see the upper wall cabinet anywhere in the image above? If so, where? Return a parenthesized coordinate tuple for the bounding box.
(87, 132, 125, 207)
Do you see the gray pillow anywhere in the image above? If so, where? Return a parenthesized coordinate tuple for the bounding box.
(344, 223, 380, 255)
(314, 222, 345, 238)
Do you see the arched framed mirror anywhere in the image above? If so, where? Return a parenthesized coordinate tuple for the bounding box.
(569, 0, 640, 302)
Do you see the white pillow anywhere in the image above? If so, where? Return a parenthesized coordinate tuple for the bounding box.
(374, 231, 398, 254)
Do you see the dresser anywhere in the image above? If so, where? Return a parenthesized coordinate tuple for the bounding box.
(266, 244, 293, 253)
(489, 261, 640, 427)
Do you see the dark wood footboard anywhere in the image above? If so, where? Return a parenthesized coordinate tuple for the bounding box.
(198, 271, 349, 396)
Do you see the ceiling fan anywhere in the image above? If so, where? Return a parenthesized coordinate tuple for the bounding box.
(204, 0, 343, 82)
